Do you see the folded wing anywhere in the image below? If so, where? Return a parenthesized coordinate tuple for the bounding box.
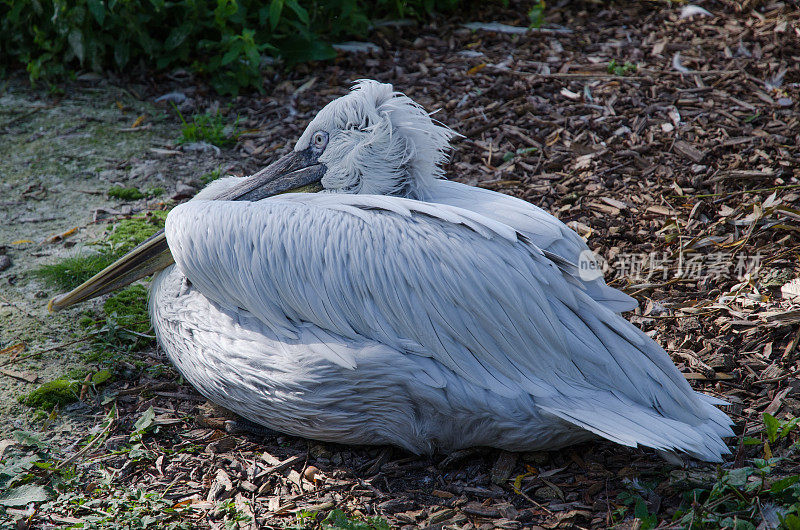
(165, 193, 731, 460)
(423, 180, 637, 312)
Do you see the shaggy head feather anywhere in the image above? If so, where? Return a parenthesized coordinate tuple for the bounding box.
(295, 80, 455, 198)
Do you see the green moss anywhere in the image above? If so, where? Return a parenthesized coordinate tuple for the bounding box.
(108, 186, 145, 201)
(20, 369, 115, 410)
(103, 285, 150, 335)
(92, 369, 113, 385)
(20, 379, 82, 410)
(105, 211, 168, 254)
(65, 368, 89, 380)
(32, 252, 116, 291)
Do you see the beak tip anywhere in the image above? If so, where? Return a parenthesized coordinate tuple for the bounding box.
(48, 295, 66, 313)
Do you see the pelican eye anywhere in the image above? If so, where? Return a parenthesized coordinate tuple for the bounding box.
(312, 131, 329, 150)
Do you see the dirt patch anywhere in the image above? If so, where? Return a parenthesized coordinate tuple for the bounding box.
(0, 83, 244, 437)
(1, 0, 799, 528)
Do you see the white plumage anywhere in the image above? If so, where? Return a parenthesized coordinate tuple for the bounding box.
(62, 80, 734, 460)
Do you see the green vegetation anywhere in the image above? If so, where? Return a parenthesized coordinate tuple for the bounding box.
(108, 186, 163, 201)
(176, 108, 239, 147)
(606, 413, 800, 529)
(290, 508, 391, 529)
(86, 284, 154, 357)
(102, 285, 150, 336)
(108, 186, 144, 201)
(0, 431, 55, 510)
(528, 0, 546, 28)
(0, 0, 461, 95)
(19, 379, 82, 410)
(105, 211, 168, 254)
(502, 146, 538, 162)
(613, 481, 659, 529)
(0, 416, 204, 529)
(19, 369, 112, 410)
(33, 211, 167, 292)
(33, 252, 116, 291)
(77, 284, 155, 363)
(673, 413, 800, 529)
(674, 458, 800, 528)
(201, 168, 223, 185)
(29, 213, 165, 381)
(608, 59, 638, 76)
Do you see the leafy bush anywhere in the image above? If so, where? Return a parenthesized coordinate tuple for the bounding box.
(0, 0, 460, 95)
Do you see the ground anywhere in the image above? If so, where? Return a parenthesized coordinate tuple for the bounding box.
(1, 1, 799, 528)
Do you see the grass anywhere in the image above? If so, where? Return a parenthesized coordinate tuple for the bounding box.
(33, 253, 116, 291)
(27, 212, 165, 390)
(0, 422, 244, 529)
(75, 283, 154, 364)
(24, 213, 164, 414)
(200, 168, 222, 185)
(33, 211, 169, 292)
(174, 106, 239, 147)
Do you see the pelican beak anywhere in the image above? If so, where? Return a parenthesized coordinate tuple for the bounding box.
(48, 148, 326, 312)
(214, 147, 326, 201)
(47, 232, 173, 312)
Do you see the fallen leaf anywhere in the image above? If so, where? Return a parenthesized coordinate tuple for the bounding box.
(0, 485, 48, 506)
(467, 63, 487, 75)
(780, 278, 800, 302)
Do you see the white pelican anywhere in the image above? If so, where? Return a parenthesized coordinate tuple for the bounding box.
(50, 80, 733, 461)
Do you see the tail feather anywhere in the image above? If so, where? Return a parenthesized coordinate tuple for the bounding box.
(539, 390, 733, 462)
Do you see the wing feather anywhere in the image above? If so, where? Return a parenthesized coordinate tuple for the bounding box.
(165, 193, 731, 457)
(423, 180, 638, 312)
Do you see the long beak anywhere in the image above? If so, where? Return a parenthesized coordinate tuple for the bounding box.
(48, 149, 326, 311)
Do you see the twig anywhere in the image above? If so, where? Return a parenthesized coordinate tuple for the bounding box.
(509, 485, 553, 515)
(1, 105, 50, 128)
(687, 184, 800, 199)
(523, 72, 648, 80)
(56, 415, 114, 469)
(626, 277, 693, 296)
(114, 382, 176, 396)
(0, 337, 91, 368)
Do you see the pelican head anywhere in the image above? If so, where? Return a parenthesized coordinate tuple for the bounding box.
(47, 80, 451, 310)
(295, 80, 454, 198)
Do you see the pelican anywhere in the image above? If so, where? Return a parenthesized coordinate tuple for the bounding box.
(50, 80, 733, 461)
